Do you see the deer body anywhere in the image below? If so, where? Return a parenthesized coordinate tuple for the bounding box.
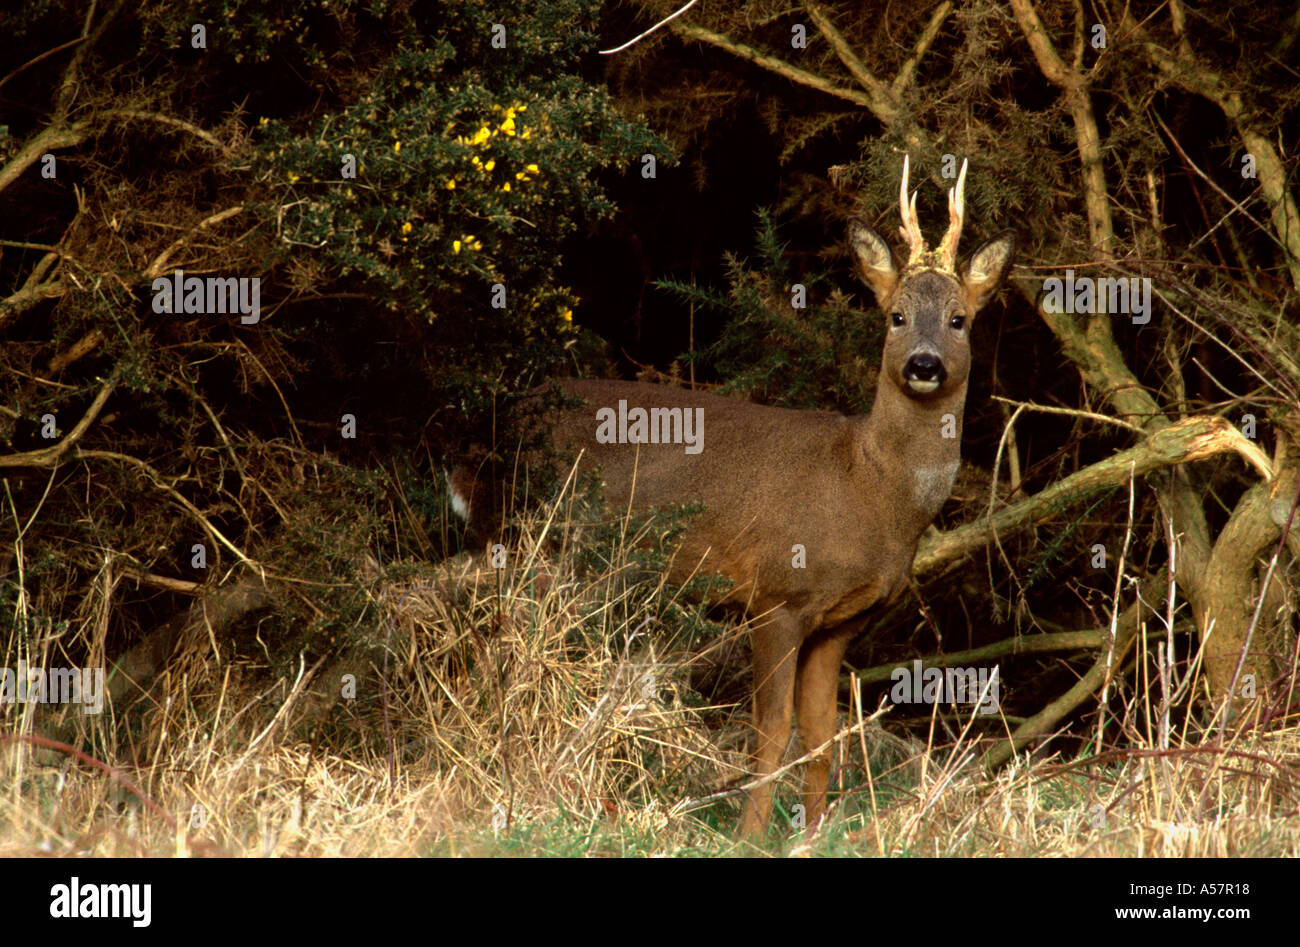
(451, 156, 1015, 835)
(547, 375, 963, 621)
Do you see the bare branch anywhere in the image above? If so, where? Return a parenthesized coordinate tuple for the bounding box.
(0, 380, 115, 469)
(0, 36, 87, 94)
(670, 21, 873, 109)
(599, 0, 698, 55)
(99, 109, 228, 152)
(145, 205, 245, 278)
(989, 395, 1145, 434)
(0, 122, 90, 196)
(805, 2, 898, 120)
(914, 415, 1272, 577)
(73, 448, 262, 574)
(848, 627, 1167, 687)
(891, 1, 954, 97)
(1009, 0, 1075, 87)
(1127, 9, 1300, 292)
(981, 570, 1167, 769)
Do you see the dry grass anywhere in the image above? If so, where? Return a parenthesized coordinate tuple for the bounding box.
(4, 491, 1299, 857)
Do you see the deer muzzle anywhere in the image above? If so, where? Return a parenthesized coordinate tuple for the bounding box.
(902, 352, 947, 393)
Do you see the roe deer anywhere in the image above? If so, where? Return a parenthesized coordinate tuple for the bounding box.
(450, 155, 1016, 835)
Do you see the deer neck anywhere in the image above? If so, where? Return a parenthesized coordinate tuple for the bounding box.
(858, 378, 967, 526)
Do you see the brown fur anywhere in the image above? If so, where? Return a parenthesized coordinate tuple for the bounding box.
(453, 162, 1016, 835)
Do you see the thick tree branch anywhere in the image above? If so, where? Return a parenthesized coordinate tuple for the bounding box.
(0, 121, 89, 196)
(1200, 458, 1300, 711)
(1008, 0, 1075, 86)
(0, 276, 67, 325)
(848, 627, 1164, 687)
(1009, 0, 1114, 257)
(914, 416, 1270, 577)
(0, 380, 115, 469)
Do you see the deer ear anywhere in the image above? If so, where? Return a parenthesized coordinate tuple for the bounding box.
(961, 230, 1017, 313)
(848, 217, 898, 306)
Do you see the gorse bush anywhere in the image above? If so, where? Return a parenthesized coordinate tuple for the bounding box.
(0, 0, 668, 706)
(251, 33, 666, 426)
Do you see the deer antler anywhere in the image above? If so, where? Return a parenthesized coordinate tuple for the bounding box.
(935, 158, 968, 273)
(898, 154, 926, 267)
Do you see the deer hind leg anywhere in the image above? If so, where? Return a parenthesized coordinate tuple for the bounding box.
(739, 608, 803, 838)
(794, 621, 860, 830)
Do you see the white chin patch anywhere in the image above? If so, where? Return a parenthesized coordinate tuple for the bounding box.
(906, 378, 940, 394)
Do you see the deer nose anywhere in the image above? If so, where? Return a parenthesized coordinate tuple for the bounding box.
(903, 353, 946, 386)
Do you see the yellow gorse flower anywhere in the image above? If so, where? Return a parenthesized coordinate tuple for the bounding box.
(393, 141, 401, 153)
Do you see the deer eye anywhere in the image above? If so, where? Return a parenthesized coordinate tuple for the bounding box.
(891, 312, 905, 327)
(950, 315, 966, 330)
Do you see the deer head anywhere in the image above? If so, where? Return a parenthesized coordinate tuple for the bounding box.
(847, 155, 1016, 403)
